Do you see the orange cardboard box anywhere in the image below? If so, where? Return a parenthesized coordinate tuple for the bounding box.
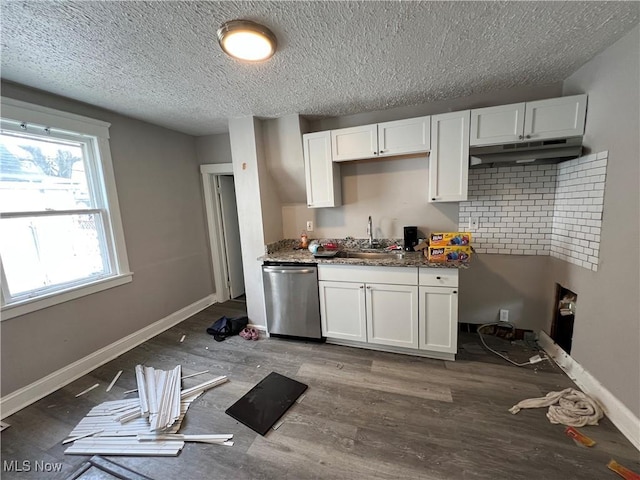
(429, 232, 472, 247)
(426, 245, 472, 263)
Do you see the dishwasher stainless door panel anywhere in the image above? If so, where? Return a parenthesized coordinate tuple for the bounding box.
(262, 264, 322, 339)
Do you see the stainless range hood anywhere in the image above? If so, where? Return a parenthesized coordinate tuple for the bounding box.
(469, 137, 583, 168)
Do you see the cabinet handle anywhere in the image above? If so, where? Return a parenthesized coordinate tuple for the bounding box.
(453, 291, 458, 294)
(366, 286, 371, 289)
(436, 276, 441, 280)
(518, 135, 524, 140)
(379, 149, 385, 153)
(359, 285, 364, 289)
(525, 135, 532, 139)
(373, 151, 378, 155)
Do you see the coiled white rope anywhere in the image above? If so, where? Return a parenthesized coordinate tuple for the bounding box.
(509, 388, 604, 427)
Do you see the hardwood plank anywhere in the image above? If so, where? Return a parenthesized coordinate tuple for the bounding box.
(247, 433, 444, 480)
(296, 362, 453, 403)
(1, 300, 637, 480)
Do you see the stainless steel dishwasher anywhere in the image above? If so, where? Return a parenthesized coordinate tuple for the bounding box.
(262, 262, 323, 340)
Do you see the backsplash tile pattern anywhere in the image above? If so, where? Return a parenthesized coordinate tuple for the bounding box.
(459, 164, 557, 255)
(550, 151, 608, 271)
(459, 151, 607, 271)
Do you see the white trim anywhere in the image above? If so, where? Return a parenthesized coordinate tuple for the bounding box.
(1, 97, 111, 138)
(325, 338, 455, 361)
(200, 163, 235, 303)
(201, 171, 229, 302)
(539, 331, 640, 451)
(97, 136, 130, 274)
(200, 163, 234, 175)
(0, 294, 215, 419)
(248, 323, 269, 334)
(1, 273, 133, 321)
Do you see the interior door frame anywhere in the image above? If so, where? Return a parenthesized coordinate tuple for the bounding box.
(200, 163, 235, 303)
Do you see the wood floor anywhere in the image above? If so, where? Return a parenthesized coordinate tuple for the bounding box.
(2, 300, 638, 479)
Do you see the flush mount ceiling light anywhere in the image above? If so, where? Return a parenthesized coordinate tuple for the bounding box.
(217, 19, 277, 62)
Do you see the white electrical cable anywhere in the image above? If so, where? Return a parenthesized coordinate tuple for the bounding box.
(477, 322, 543, 368)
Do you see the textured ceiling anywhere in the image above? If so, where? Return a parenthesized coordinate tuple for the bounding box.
(1, 1, 638, 136)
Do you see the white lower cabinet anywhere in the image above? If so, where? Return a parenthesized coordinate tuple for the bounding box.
(418, 286, 458, 354)
(319, 280, 367, 342)
(366, 283, 418, 349)
(319, 279, 418, 348)
(318, 265, 457, 358)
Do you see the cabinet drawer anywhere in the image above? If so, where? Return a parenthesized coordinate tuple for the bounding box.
(318, 265, 418, 285)
(418, 268, 459, 287)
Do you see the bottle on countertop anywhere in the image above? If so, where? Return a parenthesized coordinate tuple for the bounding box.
(300, 231, 309, 249)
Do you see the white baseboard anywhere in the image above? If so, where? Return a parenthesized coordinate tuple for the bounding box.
(1, 294, 216, 419)
(248, 324, 268, 333)
(539, 331, 640, 451)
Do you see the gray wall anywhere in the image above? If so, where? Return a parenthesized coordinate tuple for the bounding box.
(283, 83, 564, 241)
(280, 83, 564, 332)
(195, 133, 233, 165)
(554, 26, 639, 417)
(228, 117, 284, 328)
(262, 115, 307, 205)
(0, 82, 213, 396)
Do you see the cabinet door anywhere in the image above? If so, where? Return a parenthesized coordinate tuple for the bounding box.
(319, 281, 367, 342)
(470, 103, 525, 146)
(377, 116, 431, 156)
(418, 286, 458, 354)
(366, 284, 418, 349)
(331, 124, 378, 162)
(524, 94, 587, 140)
(303, 132, 341, 208)
(429, 111, 470, 202)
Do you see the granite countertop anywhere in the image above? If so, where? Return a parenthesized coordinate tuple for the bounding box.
(260, 239, 469, 269)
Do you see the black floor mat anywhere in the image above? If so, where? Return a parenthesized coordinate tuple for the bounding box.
(225, 371, 307, 435)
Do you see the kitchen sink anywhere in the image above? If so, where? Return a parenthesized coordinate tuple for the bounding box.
(338, 251, 405, 260)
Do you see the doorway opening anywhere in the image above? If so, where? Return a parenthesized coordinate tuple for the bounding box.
(201, 164, 245, 302)
(551, 284, 577, 354)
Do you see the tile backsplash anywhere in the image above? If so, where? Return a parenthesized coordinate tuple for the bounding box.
(550, 152, 607, 271)
(459, 151, 608, 271)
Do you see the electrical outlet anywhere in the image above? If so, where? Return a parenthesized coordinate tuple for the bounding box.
(468, 217, 479, 230)
(499, 309, 509, 322)
(306, 221, 313, 232)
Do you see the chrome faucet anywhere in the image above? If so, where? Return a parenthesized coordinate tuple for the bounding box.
(367, 215, 373, 247)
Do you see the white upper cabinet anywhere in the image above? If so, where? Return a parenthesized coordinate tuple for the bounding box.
(470, 103, 526, 146)
(377, 116, 431, 157)
(470, 94, 587, 146)
(524, 94, 587, 140)
(303, 131, 341, 208)
(331, 116, 431, 162)
(331, 124, 378, 162)
(429, 110, 470, 203)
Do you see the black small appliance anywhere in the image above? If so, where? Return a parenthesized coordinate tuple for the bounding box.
(403, 226, 418, 251)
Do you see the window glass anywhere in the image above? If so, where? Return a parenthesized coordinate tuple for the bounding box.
(0, 131, 91, 213)
(0, 99, 130, 315)
(0, 213, 110, 298)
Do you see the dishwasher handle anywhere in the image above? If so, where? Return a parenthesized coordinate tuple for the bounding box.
(263, 266, 316, 275)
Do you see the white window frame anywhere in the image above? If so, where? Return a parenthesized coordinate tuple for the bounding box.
(0, 98, 132, 320)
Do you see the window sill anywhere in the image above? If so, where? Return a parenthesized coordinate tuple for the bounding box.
(1, 273, 133, 321)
